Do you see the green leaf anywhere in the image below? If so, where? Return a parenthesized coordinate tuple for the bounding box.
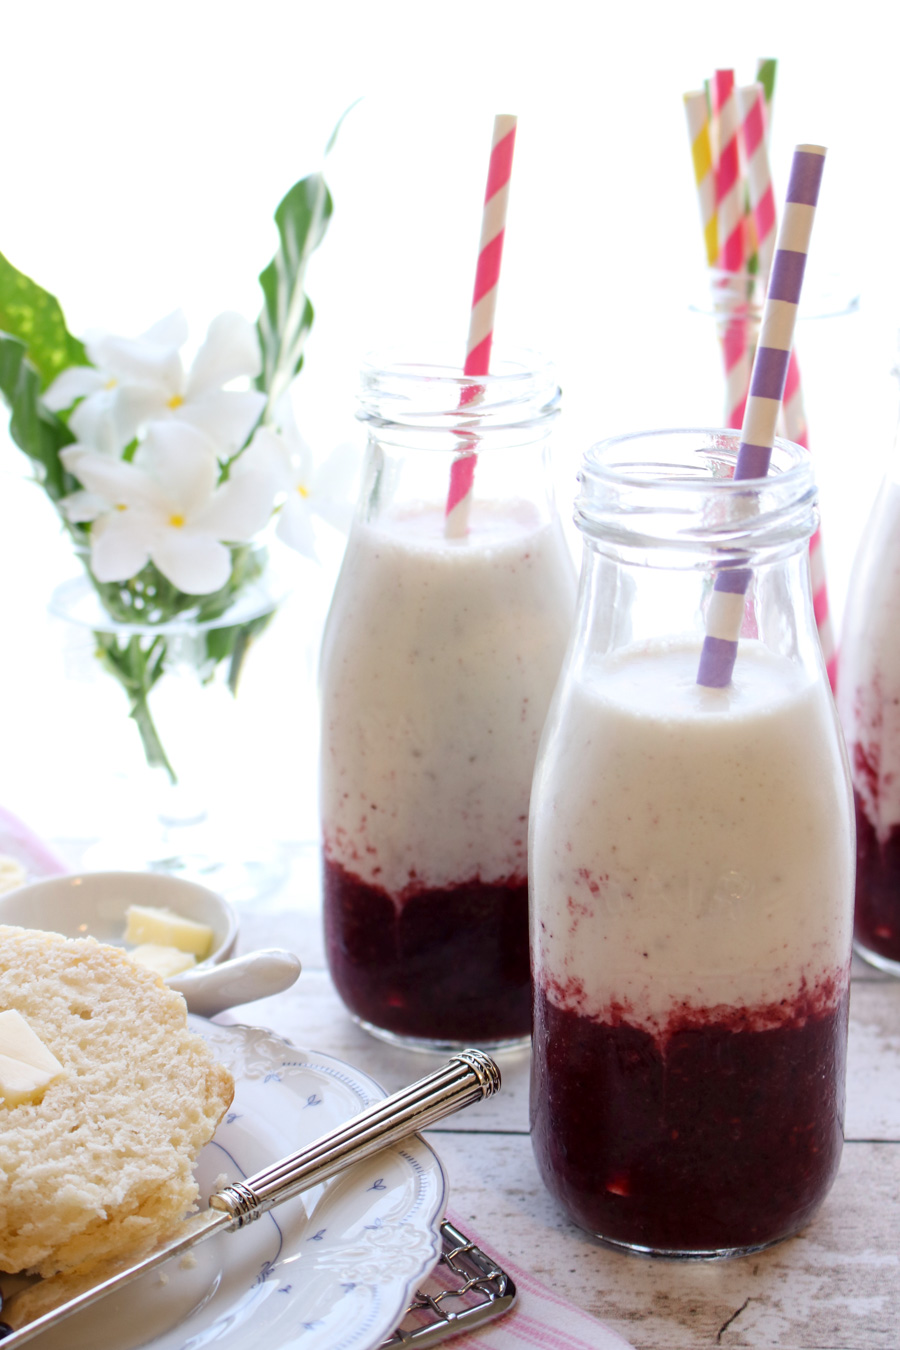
(0, 249, 86, 388)
(0, 253, 87, 500)
(203, 610, 276, 694)
(255, 172, 332, 410)
(324, 97, 363, 155)
(0, 332, 78, 500)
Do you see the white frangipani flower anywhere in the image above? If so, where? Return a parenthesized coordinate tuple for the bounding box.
(60, 420, 279, 594)
(251, 404, 359, 560)
(44, 310, 266, 456)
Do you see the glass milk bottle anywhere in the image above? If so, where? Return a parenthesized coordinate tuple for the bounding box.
(530, 428, 853, 1256)
(319, 353, 576, 1051)
(838, 410, 900, 973)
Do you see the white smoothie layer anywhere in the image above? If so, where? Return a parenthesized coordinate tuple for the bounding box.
(530, 638, 853, 1028)
(838, 478, 900, 840)
(320, 500, 576, 899)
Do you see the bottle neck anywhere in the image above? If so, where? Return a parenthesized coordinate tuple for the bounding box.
(355, 353, 561, 527)
(575, 429, 817, 571)
(570, 429, 823, 682)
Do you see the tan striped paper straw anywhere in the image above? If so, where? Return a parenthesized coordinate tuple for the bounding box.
(697, 144, 827, 689)
(735, 87, 838, 688)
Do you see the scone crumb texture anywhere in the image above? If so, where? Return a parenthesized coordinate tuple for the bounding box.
(0, 924, 233, 1284)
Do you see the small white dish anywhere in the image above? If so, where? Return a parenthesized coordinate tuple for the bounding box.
(9, 1021, 449, 1350)
(0, 871, 302, 1015)
(0, 870, 238, 962)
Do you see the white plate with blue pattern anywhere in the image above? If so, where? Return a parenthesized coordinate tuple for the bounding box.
(31, 1020, 448, 1350)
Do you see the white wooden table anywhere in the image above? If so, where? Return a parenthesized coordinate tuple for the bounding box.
(208, 842, 898, 1350)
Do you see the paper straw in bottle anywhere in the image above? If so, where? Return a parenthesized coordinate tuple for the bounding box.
(697, 144, 827, 689)
(735, 86, 837, 688)
(684, 92, 719, 267)
(704, 77, 719, 166)
(782, 348, 838, 686)
(737, 83, 777, 283)
(755, 57, 778, 146)
(444, 114, 517, 539)
(713, 70, 751, 430)
(715, 72, 744, 274)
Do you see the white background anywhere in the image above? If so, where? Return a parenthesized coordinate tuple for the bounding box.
(0, 0, 895, 847)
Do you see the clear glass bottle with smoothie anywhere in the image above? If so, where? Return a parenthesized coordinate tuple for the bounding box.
(529, 428, 854, 1256)
(838, 415, 900, 973)
(319, 352, 576, 1051)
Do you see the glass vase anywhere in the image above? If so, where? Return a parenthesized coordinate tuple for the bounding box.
(49, 545, 291, 901)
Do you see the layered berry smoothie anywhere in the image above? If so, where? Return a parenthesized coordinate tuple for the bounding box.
(838, 479, 900, 970)
(320, 499, 575, 1047)
(529, 638, 853, 1254)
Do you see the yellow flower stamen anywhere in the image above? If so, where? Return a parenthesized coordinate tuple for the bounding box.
(167, 393, 185, 410)
(168, 513, 185, 528)
(296, 483, 310, 498)
(104, 378, 117, 391)
(115, 502, 127, 512)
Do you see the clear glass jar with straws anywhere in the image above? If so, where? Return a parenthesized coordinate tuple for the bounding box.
(837, 367, 900, 974)
(319, 352, 576, 1051)
(529, 427, 853, 1256)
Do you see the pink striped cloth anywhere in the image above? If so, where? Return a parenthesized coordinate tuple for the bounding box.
(433, 1211, 636, 1349)
(0, 804, 68, 878)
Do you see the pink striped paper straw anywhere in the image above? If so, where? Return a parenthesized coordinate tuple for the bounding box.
(737, 83, 777, 282)
(714, 72, 743, 274)
(713, 70, 751, 430)
(697, 144, 827, 689)
(445, 113, 517, 539)
(783, 350, 838, 687)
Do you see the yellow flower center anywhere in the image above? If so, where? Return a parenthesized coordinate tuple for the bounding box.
(296, 482, 310, 498)
(104, 378, 117, 391)
(167, 393, 185, 410)
(115, 502, 127, 512)
(168, 513, 185, 528)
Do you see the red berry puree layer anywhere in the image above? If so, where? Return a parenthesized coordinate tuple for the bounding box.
(531, 981, 848, 1252)
(323, 856, 531, 1042)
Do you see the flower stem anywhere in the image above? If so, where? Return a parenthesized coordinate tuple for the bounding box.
(93, 632, 178, 785)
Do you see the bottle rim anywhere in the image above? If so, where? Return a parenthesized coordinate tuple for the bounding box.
(576, 428, 818, 561)
(357, 348, 560, 435)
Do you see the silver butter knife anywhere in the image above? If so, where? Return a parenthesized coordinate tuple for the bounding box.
(0, 1048, 501, 1345)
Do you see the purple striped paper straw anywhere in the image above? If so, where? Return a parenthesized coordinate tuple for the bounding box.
(697, 144, 826, 689)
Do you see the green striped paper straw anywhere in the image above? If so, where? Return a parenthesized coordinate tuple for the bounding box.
(755, 57, 777, 144)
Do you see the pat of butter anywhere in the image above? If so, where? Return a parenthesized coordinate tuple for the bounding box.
(124, 905, 213, 958)
(0, 854, 26, 894)
(0, 1009, 66, 1107)
(130, 944, 197, 978)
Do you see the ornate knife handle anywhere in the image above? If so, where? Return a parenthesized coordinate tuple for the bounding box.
(210, 1049, 501, 1228)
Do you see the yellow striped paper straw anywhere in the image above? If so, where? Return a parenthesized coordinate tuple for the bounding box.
(684, 91, 718, 267)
